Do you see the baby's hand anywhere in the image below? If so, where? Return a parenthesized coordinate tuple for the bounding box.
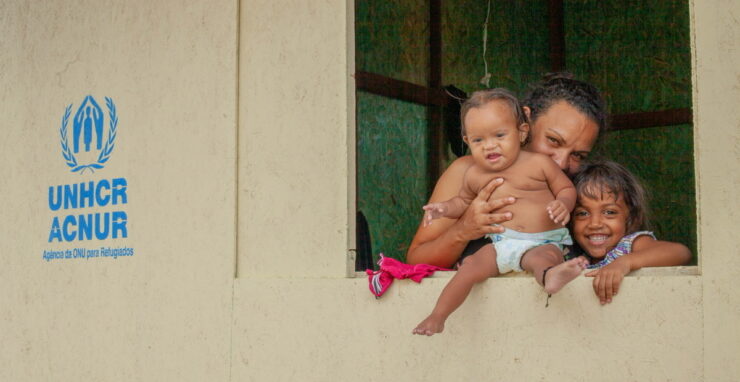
(546, 200, 570, 225)
(422, 203, 448, 226)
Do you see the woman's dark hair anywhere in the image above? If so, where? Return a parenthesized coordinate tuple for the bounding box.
(524, 72, 607, 137)
(460, 88, 528, 144)
(571, 160, 649, 233)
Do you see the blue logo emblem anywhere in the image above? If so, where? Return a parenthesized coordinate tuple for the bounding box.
(59, 95, 118, 173)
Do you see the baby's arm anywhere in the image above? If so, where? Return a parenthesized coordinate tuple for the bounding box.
(585, 236, 691, 304)
(422, 170, 478, 226)
(422, 196, 472, 226)
(540, 156, 577, 225)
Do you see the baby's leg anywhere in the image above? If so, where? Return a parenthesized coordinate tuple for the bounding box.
(520, 245, 588, 295)
(413, 244, 500, 336)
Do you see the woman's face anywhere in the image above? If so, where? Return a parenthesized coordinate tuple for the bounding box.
(525, 101, 599, 175)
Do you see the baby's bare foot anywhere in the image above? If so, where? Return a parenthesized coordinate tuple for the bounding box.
(412, 314, 445, 336)
(543, 257, 588, 295)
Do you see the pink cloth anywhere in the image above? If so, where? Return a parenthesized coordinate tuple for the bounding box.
(366, 254, 451, 298)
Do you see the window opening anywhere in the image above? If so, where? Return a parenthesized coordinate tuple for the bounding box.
(354, 0, 695, 266)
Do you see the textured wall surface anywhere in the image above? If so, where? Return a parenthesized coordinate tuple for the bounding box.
(233, 0, 734, 380)
(0, 1, 236, 380)
(232, 274, 702, 381)
(238, 0, 353, 278)
(694, 1, 740, 379)
(3, 0, 740, 381)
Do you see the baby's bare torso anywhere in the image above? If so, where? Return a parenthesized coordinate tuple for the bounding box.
(463, 152, 561, 233)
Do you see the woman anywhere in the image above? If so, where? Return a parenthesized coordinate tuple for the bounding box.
(406, 74, 606, 268)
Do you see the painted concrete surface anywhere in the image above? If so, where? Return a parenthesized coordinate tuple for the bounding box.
(232, 275, 702, 381)
(2, 0, 740, 381)
(0, 1, 237, 381)
(693, 1, 740, 380)
(233, 0, 737, 380)
(238, 0, 353, 279)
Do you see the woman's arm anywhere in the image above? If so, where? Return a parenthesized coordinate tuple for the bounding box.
(585, 237, 691, 304)
(406, 156, 515, 267)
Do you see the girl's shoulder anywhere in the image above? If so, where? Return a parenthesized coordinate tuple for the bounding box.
(622, 231, 656, 247)
(611, 231, 655, 255)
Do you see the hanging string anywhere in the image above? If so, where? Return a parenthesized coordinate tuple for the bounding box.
(480, 0, 492, 87)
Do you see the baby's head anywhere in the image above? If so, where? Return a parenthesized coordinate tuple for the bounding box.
(460, 88, 529, 171)
(571, 161, 648, 259)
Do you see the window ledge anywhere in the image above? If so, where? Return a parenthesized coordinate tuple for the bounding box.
(355, 265, 698, 279)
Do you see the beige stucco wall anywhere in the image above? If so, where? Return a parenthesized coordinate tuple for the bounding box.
(237, 0, 354, 279)
(694, 1, 740, 378)
(2, 0, 739, 381)
(0, 1, 237, 381)
(232, 0, 737, 380)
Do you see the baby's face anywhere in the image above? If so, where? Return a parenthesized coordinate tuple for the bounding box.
(572, 193, 629, 259)
(463, 100, 527, 172)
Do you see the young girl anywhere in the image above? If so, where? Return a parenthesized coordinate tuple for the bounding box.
(568, 161, 692, 304)
(412, 89, 589, 336)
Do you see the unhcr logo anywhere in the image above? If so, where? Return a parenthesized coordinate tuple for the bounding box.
(60, 95, 117, 173)
(47, 178, 128, 242)
(45, 95, 131, 249)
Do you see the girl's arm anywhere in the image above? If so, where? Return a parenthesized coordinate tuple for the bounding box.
(585, 236, 692, 304)
(406, 156, 515, 267)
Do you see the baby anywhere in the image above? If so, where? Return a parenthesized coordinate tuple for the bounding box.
(413, 88, 588, 336)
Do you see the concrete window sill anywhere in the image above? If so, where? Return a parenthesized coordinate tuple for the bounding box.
(355, 265, 698, 278)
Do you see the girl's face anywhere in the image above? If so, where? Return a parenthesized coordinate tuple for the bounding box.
(525, 101, 599, 176)
(572, 192, 629, 259)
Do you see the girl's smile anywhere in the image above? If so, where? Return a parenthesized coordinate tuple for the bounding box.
(585, 234, 608, 245)
(572, 193, 629, 259)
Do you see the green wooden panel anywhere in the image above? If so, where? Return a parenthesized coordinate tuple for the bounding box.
(356, 0, 429, 85)
(564, 1, 692, 113)
(357, 91, 428, 261)
(592, 125, 696, 263)
(566, 1, 696, 261)
(356, 0, 430, 262)
(442, 0, 550, 95)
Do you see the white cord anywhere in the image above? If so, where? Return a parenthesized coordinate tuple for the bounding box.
(480, 0, 492, 87)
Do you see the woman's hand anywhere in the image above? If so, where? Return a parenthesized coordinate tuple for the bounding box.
(406, 157, 516, 267)
(585, 257, 631, 304)
(455, 178, 516, 241)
